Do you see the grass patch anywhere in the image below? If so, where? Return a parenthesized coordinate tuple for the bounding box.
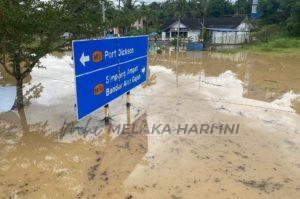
(255, 37, 300, 50)
(218, 37, 300, 55)
(217, 25, 300, 55)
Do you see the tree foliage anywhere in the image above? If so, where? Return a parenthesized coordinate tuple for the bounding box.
(0, 0, 67, 80)
(0, 0, 67, 108)
(63, 0, 107, 38)
(207, 0, 234, 17)
(0, 0, 108, 108)
(234, 0, 251, 15)
(259, 0, 300, 36)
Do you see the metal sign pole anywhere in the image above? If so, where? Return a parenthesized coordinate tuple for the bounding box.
(126, 91, 130, 107)
(126, 105, 131, 125)
(104, 104, 109, 123)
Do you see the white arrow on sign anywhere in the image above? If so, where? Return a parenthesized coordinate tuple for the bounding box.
(80, 52, 90, 66)
(141, 67, 146, 74)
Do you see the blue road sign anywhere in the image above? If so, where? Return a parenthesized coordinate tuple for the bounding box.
(72, 36, 148, 120)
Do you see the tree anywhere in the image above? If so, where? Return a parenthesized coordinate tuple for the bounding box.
(259, 0, 281, 23)
(0, 0, 69, 110)
(117, 0, 138, 35)
(259, 0, 300, 36)
(286, 1, 300, 36)
(189, 0, 210, 18)
(234, 0, 251, 15)
(63, 0, 107, 38)
(207, 0, 234, 17)
(135, 2, 148, 34)
(0, 0, 112, 112)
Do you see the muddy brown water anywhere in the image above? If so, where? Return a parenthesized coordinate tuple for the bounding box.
(0, 50, 300, 198)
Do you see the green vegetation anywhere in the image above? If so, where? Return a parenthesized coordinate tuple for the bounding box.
(0, 0, 107, 109)
(219, 32, 300, 55)
(247, 37, 300, 54)
(220, 0, 300, 54)
(249, 0, 300, 54)
(207, 0, 234, 17)
(258, 0, 300, 36)
(0, 0, 68, 109)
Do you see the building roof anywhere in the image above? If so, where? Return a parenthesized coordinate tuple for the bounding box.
(181, 18, 202, 30)
(204, 16, 245, 29)
(161, 18, 201, 31)
(161, 16, 245, 31)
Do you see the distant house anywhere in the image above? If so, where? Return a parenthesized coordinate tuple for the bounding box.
(205, 17, 250, 45)
(161, 16, 250, 45)
(161, 18, 202, 42)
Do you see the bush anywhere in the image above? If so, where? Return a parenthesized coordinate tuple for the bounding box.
(258, 0, 300, 37)
(287, 1, 300, 36)
(287, 18, 300, 37)
(127, 28, 145, 36)
(251, 24, 280, 42)
(250, 37, 300, 53)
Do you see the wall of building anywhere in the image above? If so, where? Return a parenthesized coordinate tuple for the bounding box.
(131, 17, 146, 30)
(162, 30, 199, 42)
(188, 30, 200, 42)
(161, 31, 188, 41)
(236, 22, 250, 32)
(212, 31, 249, 44)
(162, 32, 166, 41)
(211, 23, 250, 44)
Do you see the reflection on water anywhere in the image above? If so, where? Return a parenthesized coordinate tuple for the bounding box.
(1, 50, 300, 198)
(0, 86, 16, 112)
(149, 50, 300, 113)
(0, 106, 148, 198)
(79, 113, 148, 198)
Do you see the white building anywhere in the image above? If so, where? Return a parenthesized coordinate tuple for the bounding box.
(161, 19, 201, 42)
(161, 17, 250, 45)
(205, 17, 250, 45)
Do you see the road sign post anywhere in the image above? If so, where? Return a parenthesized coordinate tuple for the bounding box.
(126, 91, 130, 107)
(72, 36, 148, 120)
(104, 104, 109, 123)
(126, 105, 131, 125)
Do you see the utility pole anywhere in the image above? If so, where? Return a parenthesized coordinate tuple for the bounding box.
(176, 19, 180, 52)
(176, 18, 180, 88)
(118, 0, 121, 36)
(102, 0, 106, 37)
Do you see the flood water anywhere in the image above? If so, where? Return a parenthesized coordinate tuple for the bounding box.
(0, 50, 300, 198)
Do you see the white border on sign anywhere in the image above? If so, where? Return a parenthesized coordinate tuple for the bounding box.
(72, 35, 149, 43)
(76, 55, 147, 78)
